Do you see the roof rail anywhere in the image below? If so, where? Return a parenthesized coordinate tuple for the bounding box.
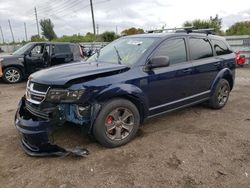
(186, 28, 215, 35)
(146, 27, 194, 33)
(146, 27, 215, 35)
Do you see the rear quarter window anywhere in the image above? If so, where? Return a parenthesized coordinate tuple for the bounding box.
(212, 39, 232, 55)
(189, 38, 213, 60)
(53, 44, 71, 54)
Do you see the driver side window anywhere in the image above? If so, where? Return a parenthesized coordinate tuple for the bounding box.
(30, 44, 44, 56)
(153, 38, 187, 65)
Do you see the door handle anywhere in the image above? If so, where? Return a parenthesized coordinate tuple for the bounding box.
(182, 68, 192, 73)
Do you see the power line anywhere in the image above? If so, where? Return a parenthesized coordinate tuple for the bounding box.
(37, 0, 84, 16)
(40, 0, 83, 13)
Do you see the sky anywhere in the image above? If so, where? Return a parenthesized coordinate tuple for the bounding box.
(0, 0, 250, 42)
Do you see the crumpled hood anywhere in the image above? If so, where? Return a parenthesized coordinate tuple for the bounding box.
(30, 61, 129, 85)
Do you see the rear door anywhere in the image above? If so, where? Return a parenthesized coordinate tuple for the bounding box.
(188, 37, 221, 94)
(51, 44, 73, 66)
(146, 37, 195, 115)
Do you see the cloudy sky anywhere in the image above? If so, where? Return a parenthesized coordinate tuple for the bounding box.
(0, 0, 250, 42)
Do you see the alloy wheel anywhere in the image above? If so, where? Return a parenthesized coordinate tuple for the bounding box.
(105, 108, 135, 141)
(217, 84, 230, 106)
(5, 69, 20, 83)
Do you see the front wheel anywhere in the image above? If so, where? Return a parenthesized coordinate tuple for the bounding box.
(2, 67, 23, 83)
(208, 79, 230, 109)
(93, 99, 140, 148)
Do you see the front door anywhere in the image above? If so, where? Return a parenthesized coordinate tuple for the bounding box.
(25, 44, 46, 74)
(146, 37, 195, 116)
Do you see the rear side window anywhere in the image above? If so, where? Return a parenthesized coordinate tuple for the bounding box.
(53, 44, 71, 54)
(189, 38, 213, 60)
(212, 39, 232, 55)
(154, 38, 187, 65)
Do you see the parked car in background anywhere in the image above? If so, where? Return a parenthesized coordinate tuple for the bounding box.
(0, 42, 82, 83)
(14, 29, 236, 156)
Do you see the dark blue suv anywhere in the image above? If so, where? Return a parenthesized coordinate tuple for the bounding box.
(15, 30, 235, 156)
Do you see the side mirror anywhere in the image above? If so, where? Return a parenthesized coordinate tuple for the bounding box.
(147, 56, 170, 69)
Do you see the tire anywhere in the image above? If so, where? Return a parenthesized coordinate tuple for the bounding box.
(93, 98, 140, 148)
(208, 79, 230, 109)
(2, 67, 23, 83)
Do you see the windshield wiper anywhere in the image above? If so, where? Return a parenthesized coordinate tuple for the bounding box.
(114, 46, 122, 65)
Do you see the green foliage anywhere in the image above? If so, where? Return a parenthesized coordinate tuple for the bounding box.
(40, 19, 57, 41)
(100, 31, 117, 42)
(30, 35, 46, 42)
(226, 21, 250, 35)
(183, 15, 222, 34)
(53, 31, 119, 43)
(53, 33, 96, 43)
(121, 27, 144, 36)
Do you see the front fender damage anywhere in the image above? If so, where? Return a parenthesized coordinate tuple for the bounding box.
(15, 97, 92, 157)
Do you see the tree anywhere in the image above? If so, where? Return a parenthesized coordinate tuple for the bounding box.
(40, 19, 57, 41)
(30, 35, 46, 42)
(226, 21, 250, 35)
(101, 31, 117, 42)
(183, 15, 222, 34)
(121, 27, 144, 36)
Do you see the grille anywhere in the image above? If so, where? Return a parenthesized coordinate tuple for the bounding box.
(26, 81, 50, 105)
(33, 83, 49, 92)
(25, 101, 50, 120)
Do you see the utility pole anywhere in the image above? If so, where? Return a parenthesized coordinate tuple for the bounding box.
(0, 25, 5, 44)
(96, 24, 99, 35)
(8, 20, 15, 43)
(34, 7, 40, 36)
(89, 0, 96, 37)
(24, 22, 28, 41)
(116, 25, 118, 35)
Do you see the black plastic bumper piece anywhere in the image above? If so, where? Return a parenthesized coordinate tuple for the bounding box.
(15, 97, 89, 157)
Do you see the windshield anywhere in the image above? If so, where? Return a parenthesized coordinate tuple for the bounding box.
(87, 37, 157, 65)
(12, 43, 33, 55)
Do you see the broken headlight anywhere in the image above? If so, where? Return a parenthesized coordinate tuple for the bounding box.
(46, 89, 85, 103)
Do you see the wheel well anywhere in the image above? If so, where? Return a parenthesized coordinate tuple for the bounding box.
(222, 74, 233, 90)
(112, 95, 146, 124)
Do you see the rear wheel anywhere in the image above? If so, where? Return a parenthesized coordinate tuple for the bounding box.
(93, 99, 140, 148)
(208, 79, 230, 109)
(3, 67, 22, 83)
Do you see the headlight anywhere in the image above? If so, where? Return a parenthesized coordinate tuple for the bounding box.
(46, 89, 85, 103)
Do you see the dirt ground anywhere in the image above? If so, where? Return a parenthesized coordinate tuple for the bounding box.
(0, 68, 250, 188)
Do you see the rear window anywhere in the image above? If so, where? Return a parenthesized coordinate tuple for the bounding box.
(53, 44, 71, 54)
(212, 39, 232, 55)
(189, 38, 213, 60)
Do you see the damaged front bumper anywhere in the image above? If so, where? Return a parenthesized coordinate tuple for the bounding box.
(14, 97, 89, 157)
